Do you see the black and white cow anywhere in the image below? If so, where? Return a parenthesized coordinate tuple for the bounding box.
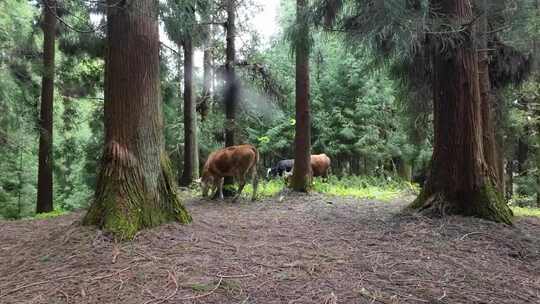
(267, 159, 294, 179)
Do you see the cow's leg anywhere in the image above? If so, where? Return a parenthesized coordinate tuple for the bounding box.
(218, 177, 225, 199)
(233, 175, 246, 202)
(210, 180, 219, 200)
(323, 167, 331, 182)
(214, 177, 223, 199)
(251, 165, 259, 201)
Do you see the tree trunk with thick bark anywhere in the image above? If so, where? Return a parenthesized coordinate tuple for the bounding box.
(534, 0, 540, 207)
(180, 37, 199, 186)
(478, 0, 503, 194)
(410, 0, 513, 224)
(290, 0, 312, 192)
(83, 0, 191, 239)
(37, 0, 57, 214)
(223, 0, 237, 196)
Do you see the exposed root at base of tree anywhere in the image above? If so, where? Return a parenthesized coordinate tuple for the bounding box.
(409, 182, 514, 225)
(82, 152, 191, 240)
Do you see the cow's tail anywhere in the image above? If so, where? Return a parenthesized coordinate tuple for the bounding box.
(251, 146, 259, 201)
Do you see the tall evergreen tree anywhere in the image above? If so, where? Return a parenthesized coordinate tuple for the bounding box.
(410, 0, 513, 223)
(535, 0, 539, 207)
(223, 0, 238, 195)
(83, 0, 191, 239)
(290, 0, 312, 191)
(199, 1, 215, 121)
(180, 34, 199, 186)
(162, 0, 204, 187)
(478, 0, 503, 194)
(36, 0, 57, 213)
(312, 0, 524, 222)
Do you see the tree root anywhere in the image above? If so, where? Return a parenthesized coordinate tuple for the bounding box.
(408, 182, 513, 225)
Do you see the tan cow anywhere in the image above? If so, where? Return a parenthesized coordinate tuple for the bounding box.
(311, 153, 331, 178)
(283, 154, 332, 182)
(200, 144, 259, 201)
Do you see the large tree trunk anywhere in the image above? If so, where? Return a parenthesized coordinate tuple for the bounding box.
(180, 37, 199, 186)
(223, 0, 237, 196)
(36, 0, 57, 214)
(83, 0, 191, 239)
(410, 0, 512, 224)
(534, 0, 540, 208)
(478, 0, 503, 194)
(290, 0, 312, 191)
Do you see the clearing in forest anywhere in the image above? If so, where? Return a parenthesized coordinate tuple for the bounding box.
(1, 194, 539, 304)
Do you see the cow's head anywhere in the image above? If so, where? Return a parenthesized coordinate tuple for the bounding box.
(267, 167, 278, 179)
(200, 173, 214, 198)
(283, 169, 293, 182)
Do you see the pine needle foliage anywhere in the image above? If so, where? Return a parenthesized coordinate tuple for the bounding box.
(161, 0, 210, 46)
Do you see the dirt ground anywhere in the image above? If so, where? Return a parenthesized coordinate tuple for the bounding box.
(1, 193, 539, 304)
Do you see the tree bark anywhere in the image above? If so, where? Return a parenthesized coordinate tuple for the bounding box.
(534, 0, 540, 207)
(180, 36, 199, 186)
(505, 158, 514, 201)
(290, 0, 312, 191)
(397, 158, 412, 181)
(223, 0, 237, 195)
(410, 0, 512, 224)
(37, 0, 57, 214)
(199, 47, 213, 120)
(478, 0, 503, 194)
(516, 95, 529, 197)
(83, 0, 191, 239)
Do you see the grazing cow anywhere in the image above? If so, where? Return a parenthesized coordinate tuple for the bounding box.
(201, 144, 259, 201)
(280, 154, 332, 181)
(311, 153, 331, 178)
(267, 159, 294, 179)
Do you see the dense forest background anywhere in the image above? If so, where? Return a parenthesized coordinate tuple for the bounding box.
(0, 0, 538, 219)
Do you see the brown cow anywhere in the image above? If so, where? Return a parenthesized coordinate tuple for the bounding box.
(311, 153, 331, 178)
(200, 144, 259, 201)
(283, 154, 332, 181)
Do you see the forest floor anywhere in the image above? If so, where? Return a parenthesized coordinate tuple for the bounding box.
(1, 192, 539, 304)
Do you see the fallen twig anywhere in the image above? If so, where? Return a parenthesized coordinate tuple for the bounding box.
(0, 275, 78, 298)
(459, 232, 483, 241)
(144, 270, 179, 304)
(177, 277, 223, 301)
(55, 288, 69, 303)
(216, 273, 256, 279)
(88, 266, 131, 281)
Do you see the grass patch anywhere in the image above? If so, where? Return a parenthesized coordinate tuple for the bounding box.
(243, 179, 286, 198)
(313, 176, 419, 201)
(187, 282, 216, 292)
(33, 209, 69, 219)
(511, 206, 540, 218)
(241, 175, 418, 202)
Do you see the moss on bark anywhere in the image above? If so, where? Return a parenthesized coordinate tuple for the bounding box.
(289, 174, 312, 193)
(467, 181, 513, 224)
(408, 180, 513, 225)
(83, 154, 191, 240)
